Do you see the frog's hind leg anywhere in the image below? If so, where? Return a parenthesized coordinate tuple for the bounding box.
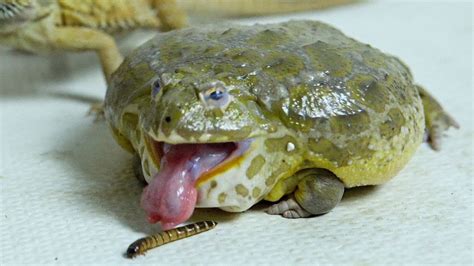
(266, 169, 344, 218)
(417, 86, 459, 151)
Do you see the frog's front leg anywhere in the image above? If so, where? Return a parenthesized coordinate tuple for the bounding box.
(417, 86, 459, 151)
(266, 169, 344, 218)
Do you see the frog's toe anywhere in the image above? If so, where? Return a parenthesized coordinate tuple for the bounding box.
(266, 169, 345, 218)
(425, 112, 459, 151)
(282, 210, 308, 219)
(265, 197, 311, 218)
(87, 101, 105, 122)
(418, 86, 459, 151)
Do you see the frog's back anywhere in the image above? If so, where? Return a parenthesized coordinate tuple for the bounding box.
(108, 20, 425, 188)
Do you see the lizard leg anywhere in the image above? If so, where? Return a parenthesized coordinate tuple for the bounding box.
(417, 86, 459, 151)
(266, 169, 344, 218)
(49, 27, 124, 83)
(49, 27, 124, 120)
(150, 0, 187, 30)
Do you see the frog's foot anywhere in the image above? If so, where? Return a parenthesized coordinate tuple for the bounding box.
(265, 196, 311, 218)
(266, 169, 344, 219)
(424, 111, 459, 151)
(426, 111, 459, 151)
(418, 86, 460, 151)
(87, 101, 105, 122)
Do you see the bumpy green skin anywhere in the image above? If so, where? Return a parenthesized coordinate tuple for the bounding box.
(105, 21, 426, 211)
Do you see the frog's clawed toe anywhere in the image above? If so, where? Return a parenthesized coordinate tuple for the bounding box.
(418, 85, 459, 151)
(87, 102, 105, 122)
(426, 113, 459, 151)
(265, 197, 311, 218)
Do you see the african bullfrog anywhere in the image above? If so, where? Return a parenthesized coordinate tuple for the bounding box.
(104, 20, 458, 230)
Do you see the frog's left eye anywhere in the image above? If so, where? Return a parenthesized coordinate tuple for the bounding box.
(152, 80, 161, 97)
(199, 84, 231, 110)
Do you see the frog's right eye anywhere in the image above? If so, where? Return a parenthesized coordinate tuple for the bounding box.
(152, 80, 161, 97)
(199, 85, 231, 110)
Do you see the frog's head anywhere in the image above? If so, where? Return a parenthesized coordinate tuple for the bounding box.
(0, 0, 39, 34)
(142, 73, 272, 145)
(105, 33, 299, 229)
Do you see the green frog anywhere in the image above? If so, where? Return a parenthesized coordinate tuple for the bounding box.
(104, 20, 458, 230)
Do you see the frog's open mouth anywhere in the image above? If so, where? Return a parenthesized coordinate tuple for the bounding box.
(141, 138, 252, 230)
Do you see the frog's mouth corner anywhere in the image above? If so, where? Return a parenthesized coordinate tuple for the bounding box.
(141, 137, 252, 230)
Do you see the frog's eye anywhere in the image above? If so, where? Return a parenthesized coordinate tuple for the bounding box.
(199, 84, 231, 110)
(151, 80, 161, 97)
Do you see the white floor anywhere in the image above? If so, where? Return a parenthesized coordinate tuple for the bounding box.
(1, 1, 472, 265)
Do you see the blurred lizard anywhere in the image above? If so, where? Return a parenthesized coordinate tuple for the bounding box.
(0, 0, 356, 83)
(179, 0, 354, 17)
(0, 0, 186, 82)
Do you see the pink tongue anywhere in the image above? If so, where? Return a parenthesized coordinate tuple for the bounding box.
(141, 143, 234, 230)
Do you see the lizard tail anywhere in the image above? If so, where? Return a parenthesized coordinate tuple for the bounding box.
(176, 0, 359, 17)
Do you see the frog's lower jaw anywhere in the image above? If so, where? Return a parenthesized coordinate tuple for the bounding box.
(140, 139, 252, 230)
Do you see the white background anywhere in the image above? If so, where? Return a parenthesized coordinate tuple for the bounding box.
(1, 1, 472, 265)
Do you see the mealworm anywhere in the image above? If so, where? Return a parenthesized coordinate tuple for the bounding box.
(126, 220, 217, 258)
